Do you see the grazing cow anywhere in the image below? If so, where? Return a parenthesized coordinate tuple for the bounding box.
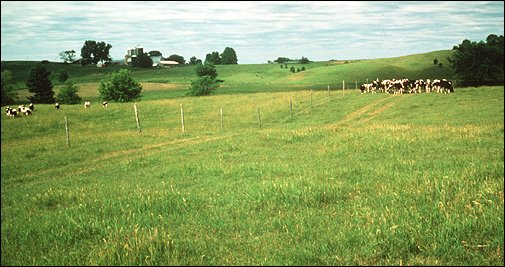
(29, 103, 35, 111)
(55, 103, 60, 110)
(5, 107, 18, 117)
(17, 105, 32, 116)
(440, 79, 454, 93)
(84, 101, 91, 108)
(102, 101, 108, 107)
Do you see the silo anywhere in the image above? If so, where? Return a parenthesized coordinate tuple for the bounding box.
(136, 46, 143, 56)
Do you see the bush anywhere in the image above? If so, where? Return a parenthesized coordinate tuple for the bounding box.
(195, 63, 218, 80)
(187, 76, 219, 96)
(98, 69, 142, 102)
(56, 80, 81, 104)
(58, 71, 69, 83)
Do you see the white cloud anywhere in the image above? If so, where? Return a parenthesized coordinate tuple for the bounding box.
(1, 1, 503, 63)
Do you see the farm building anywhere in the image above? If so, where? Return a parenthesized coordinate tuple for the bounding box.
(124, 46, 143, 65)
(156, 60, 180, 67)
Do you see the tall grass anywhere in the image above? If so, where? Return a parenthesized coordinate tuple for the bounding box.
(2, 86, 503, 265)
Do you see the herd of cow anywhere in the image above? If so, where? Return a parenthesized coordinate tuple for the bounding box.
(360, 78, 454, 94)
(5, 79, 454, 117)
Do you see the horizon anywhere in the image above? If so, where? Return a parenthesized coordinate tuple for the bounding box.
(1, 1, 504, 64)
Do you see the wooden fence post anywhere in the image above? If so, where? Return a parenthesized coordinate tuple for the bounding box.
(134, 104, 141, 133)
(310, 89, 313, 108)
(220, 108, 224, 131)
(257, 107, 262, 129)
(327, 85, 330, 101)
(64, 116, 70, 147)
(343, 80, 345, 95)
(180, 103, 185, 133)
(290, 97, 293, 117)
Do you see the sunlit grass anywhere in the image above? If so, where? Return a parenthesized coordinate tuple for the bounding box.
(1, 86, 503, 265)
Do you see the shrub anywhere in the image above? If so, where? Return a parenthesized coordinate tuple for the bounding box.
(98, 69, 142, 102)
(187, 76, 219, 96)
(56, 80, 81, 104)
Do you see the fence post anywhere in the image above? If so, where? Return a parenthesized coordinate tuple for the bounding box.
(64, 116, 70, 147)
(310, 89, 313, 108)
(257, 107, 262, 129)
(343, 80, 345, 95)
(134, 103, 141, 133)
(327, 85, 330, 101)
(290, 97, 293, 117)
(220, 108, 224, 131)
(355, 81, 357, 90)
(180, 103, 185, 133)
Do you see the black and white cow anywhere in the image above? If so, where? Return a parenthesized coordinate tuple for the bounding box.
(29, 103, 35, 111)
(17, 105, 32, 116)
(102, 101, 108, 107)
(5, 107, 18, 117)
(55, 103, 60, 110)
(84, 101, 91, 108)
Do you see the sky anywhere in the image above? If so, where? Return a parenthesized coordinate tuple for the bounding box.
(1, 1, 504, 64)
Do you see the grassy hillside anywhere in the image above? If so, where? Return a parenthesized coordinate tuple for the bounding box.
(1, 85, 503, 265)
(2, 50, 455, 102)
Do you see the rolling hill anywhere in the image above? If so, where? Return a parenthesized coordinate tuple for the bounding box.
(2, 50, 456, 103)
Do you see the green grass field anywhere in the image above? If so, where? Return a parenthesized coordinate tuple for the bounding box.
(1, 51, 504, 265)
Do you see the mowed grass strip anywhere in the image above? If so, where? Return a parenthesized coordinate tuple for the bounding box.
(1, 87, 503, 265)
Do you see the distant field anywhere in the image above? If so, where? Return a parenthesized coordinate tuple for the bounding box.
(2, 50, 456, 102)
(1, 85, 503, 265)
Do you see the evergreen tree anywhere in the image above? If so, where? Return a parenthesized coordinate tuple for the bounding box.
(26, 64, 55, 103)
(1, 70, 18, 106)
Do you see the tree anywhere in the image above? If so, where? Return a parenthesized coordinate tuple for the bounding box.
(188, 63, 219, 96)
(166, 54, 186, 65)
(80, 40, 112, 65)
(58, 71, 69, 83)
(221, 47, 238, 64)
(137, 53, 153, 68)
(205, 51, 221, 65)
(300, 57, 309, 64)
(26, 64, 55, 103)
(189, 56, 202, 65)
(56, 80, 81, 104)
(195, 63, 218, 80)
(187, 76, 219, 96)
(447, 34, 504, 86)
(94, 41, 112, 64)
(98, 69, 142, 102)
(433, 58, 439, 65)
(80, 40, 96, 66)
(274, 57, 290, 64)
(1, 70, 18, 106)
(59, 50, 76, 63)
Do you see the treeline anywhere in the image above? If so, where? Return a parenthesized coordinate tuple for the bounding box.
(448, 34, 504, 86)
(272, 56, 310, 64)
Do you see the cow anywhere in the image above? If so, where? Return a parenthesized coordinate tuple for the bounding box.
(17, 105, 32, 116)
(29, 103, 35, 111)
(440, 79, 454, 93)
(102, 101, 108, 107)
(55, 103, 60, 110)
(5, 107, 18, 117)
(84, 101, 91, 108)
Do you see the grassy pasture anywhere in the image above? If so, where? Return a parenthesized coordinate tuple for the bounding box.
(1, 85, 503, 265)
(2, 50, 455, 102)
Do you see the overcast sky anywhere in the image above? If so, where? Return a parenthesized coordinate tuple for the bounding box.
(1, 1, 503, 64)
